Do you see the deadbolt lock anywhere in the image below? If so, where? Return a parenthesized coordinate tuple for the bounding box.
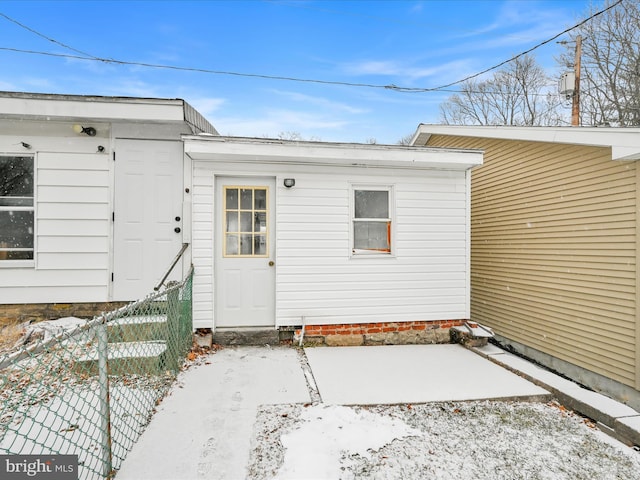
(268, 261, 275, 267)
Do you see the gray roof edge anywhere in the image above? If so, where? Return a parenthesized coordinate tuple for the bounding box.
(182, 100, 219, 135)
(183, 134, 482, 154)
(0, 90, 184, 105)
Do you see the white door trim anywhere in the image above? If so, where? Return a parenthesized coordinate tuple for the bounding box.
(214, 176, 276, 329)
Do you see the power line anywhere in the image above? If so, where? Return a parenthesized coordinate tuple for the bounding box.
(0, 13, 99, 60)
(0, 0, 624, 95)
(0, 45, 565, 99)
(422, 0, 624, 92)
(0, 46, 407, 91)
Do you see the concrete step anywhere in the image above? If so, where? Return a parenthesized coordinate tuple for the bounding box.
(73, 341, 170, 375)
(107, 315, 168, 343)
(213, 328, 280, 346)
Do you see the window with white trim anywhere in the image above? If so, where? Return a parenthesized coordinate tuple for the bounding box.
(0, 155, 34, 261)
(223, 186, 269, 257)
(352, 186, 392, 255)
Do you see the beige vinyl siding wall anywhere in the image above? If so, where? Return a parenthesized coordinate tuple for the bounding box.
(426, 135, 637, 389)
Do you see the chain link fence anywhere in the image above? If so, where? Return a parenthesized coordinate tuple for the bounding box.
(0, 269, 193, 479)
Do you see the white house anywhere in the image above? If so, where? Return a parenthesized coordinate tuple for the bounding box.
(0, 91, 216, 322)
(1, 91, 483, 346)
(185, 136, 482, 343)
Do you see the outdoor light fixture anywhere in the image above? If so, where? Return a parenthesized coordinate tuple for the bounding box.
(20, 141, 32, 149)
(283, 178, 296, 188)
(72, 124, 97, 136)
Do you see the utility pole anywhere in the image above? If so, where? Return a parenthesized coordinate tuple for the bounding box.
(571, 35, 582, 126)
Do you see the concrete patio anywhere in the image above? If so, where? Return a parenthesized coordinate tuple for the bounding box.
(115, 343, 639, 480)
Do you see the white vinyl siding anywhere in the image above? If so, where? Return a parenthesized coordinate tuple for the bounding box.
(191, 169, 215, 326)
(191, 159, 470, 329)
(276, 172, 467, 325)
(0, 152, 110, 303)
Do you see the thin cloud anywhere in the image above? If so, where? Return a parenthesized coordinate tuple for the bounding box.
(187, 97, 226, 116)
(409, 1, 424, 14)
(451, 0, 573, 41)
(269, 89, 368, 114)
(342, 59, 472, 83)
(217, 108, 350, 139)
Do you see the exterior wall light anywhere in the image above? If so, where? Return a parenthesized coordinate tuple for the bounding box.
(283, 178, 296, 188)
(72, 124, 97, 136)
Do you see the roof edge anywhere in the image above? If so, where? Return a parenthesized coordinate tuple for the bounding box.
(412, 124, 640, 161)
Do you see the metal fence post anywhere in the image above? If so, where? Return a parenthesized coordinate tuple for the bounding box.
(167, 282, 180, 370)
(97, 318, 113, 478)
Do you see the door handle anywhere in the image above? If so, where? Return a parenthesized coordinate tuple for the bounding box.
(174, 227, 181, 233)
(268, 261, 275, 267)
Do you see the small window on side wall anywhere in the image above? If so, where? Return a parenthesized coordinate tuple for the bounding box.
(0, 155, 34, 261)
(352, 187, 392, 255)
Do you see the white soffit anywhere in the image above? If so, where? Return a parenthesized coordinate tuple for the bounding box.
(412, 124, 640, 161)
(184, 136, 483, 171)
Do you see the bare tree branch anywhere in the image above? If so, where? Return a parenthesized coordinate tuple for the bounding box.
(439, 55, 564, 126)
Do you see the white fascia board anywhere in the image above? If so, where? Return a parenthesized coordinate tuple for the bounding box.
(0, 96, 186, 122)
(412, 124, 640, 161)
(184, 136, 483, 171)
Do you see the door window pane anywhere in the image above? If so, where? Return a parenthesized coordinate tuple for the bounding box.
(226, 212, 238, 232)
(225, 188, 238, 209)
(240, 234, 252, 255)
(240, 189, 253, 209)
(254, 212, 267, 232)
(223, 186, 269, 257)
(254, 235, 267, 255)
(254, 189, 267, 209)
(240, 212, 253, 232)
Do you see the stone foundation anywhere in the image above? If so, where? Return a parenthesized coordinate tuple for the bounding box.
(0, 302, 129, 326)
(295, 320, 466, 347)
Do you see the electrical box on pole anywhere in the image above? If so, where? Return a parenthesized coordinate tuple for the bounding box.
(559, 72, 575, 100)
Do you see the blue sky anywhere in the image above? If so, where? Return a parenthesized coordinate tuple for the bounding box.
(0, 0, 596, 144)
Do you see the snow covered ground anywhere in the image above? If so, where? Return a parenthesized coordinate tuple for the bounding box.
(114, 345, 640, 480)
(248, 401, 640, 480)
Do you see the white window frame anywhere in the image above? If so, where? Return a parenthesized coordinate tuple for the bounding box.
(0, 154, 35, 267)
(222, 185, 270, 258)
(350, 184, 394, 257)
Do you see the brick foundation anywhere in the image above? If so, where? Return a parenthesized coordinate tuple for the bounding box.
(0, 302, 129, 326)
(295, 319, 467, 346)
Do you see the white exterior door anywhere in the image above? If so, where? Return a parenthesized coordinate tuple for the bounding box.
(215, 177, 276, 328)
(113, 140, 183, 300)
